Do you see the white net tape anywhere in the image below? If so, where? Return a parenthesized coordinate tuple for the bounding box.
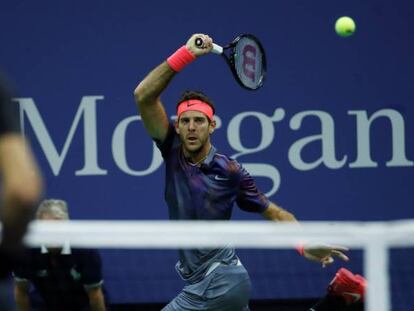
(4, 219, 414, 311)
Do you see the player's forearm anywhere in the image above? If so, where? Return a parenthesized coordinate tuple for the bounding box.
(134, 34, 212, 108)
(134, 62, 176, 107)
(261, 202, 299, 223)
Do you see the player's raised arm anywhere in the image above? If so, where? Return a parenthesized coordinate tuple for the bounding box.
(133, 33, 213, 143)
(133, 62, 173, 143)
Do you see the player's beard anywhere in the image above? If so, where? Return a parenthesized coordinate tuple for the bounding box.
(180, 131, 210, 159)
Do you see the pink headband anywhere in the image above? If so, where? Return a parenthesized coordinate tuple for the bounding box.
(176, 99, 214, 121)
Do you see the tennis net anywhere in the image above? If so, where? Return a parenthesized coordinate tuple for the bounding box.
(9, 219, 414, 310)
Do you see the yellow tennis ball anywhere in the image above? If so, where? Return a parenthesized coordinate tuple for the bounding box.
(335, 16, 356, 37)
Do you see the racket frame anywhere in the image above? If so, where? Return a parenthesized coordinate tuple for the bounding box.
(195, 34, 267, 90)
(221, 34, 267, 90)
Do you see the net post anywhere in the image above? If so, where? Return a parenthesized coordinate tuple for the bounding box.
(364, 240, 390, 311)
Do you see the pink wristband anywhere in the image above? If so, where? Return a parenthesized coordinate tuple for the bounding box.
(167, 46, 196, 72)
(296, 244, 305, 256)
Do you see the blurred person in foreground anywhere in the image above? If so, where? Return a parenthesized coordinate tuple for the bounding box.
(0, 70, 43, 310)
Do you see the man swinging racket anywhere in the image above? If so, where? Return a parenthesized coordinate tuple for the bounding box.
(133, 33, 353, 311)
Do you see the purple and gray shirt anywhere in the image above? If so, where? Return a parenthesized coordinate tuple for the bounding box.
(156, 124, 270, 283)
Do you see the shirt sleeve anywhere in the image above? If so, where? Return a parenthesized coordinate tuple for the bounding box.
(155, 123, 179, 159)
(236, 163, 270, 213)
(0, 72, 19, 135)
(79, 249, 104, 289)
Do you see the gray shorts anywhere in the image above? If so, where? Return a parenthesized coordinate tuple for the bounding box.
(162, 261, 251, 311)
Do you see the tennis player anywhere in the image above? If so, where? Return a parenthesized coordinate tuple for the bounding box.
(0, 70, 43, 311)
(133, 33, 349, 311)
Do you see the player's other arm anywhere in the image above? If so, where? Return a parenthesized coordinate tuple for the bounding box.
(261, 202, 299, 223)
(133, 33, 213, 143)
(86, 286, 106, 311)
(261, 202, 349, 266)
(14, 281, 31, 311)
(237, 143, 348, 266)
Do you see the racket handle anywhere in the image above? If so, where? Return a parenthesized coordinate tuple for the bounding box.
(211, 43, 223, 54)
(194, 38, 223, 55)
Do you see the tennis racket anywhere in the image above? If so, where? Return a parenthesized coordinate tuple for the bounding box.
(195, 34, 266, 90)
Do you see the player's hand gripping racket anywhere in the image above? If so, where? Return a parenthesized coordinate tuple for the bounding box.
(195, 34, 266, 90)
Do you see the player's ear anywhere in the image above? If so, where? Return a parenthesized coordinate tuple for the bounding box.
(209, 119, 216, 134)
(174, 119, 180, 134)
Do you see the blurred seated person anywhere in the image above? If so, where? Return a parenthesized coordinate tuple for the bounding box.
(13, 199, 107, 311)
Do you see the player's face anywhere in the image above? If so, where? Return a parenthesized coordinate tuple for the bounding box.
(175, 110, 215, 155)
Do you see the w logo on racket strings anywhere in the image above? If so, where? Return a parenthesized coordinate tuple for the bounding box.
(242, 44, 257, 82)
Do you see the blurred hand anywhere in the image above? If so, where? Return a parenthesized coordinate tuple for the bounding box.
(303, 245, 349, 268)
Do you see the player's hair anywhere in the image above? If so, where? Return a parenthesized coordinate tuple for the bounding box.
(176, 90, 216, 115)
(36, 199, 69, 220)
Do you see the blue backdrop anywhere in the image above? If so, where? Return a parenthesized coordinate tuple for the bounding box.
(1, 0, 413, 305)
